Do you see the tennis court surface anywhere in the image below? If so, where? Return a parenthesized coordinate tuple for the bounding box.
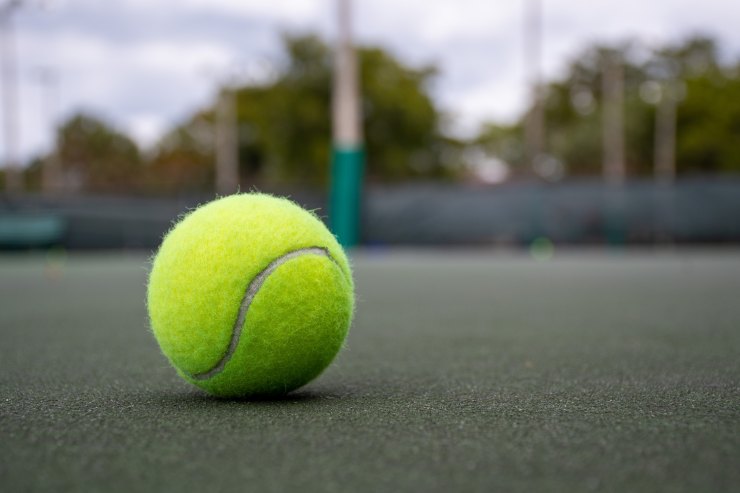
(1, 250, 739, 492)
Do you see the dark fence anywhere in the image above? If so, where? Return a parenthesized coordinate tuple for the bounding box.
(365, 178, 740, 245)
(1, 178, 739, 249)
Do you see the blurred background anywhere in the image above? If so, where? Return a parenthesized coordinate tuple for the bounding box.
(1, 0, 739, 250)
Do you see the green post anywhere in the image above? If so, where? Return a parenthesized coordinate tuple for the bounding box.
(330, 146, 364, 247)
(330, 0, 363, 248)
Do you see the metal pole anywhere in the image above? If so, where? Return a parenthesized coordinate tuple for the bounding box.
(654, 80, 677, 243)
(333, 0, 361, 148)
(36, 67, 60, 194)
(1, 3, 22, 193)
(654, 83, 676, 184)
(330, 0, 364, 247)
(602, 52, 626, 186)
(601, 52, 626, 245)
(215, 84, 239, 195)
(524, 0, 544, 169)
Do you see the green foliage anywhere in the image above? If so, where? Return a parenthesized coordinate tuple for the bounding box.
(473, 123, 523, 169)
(154, 34, 455, 188)
(56, 113, 142, 192)
(258, 35, 333, 184)
(678, 71, 740, 173)
(476, 35, 740, 178)
(58, 33, 459, 194)
(146, 114, 215, 193)
(29, 33, 740, 193)
(361, 47, 443, 180)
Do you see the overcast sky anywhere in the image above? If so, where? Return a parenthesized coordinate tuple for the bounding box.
(8, 0, 740, 161)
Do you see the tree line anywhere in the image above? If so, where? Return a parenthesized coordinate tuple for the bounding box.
(476, 36, 740, 179)
(10, 33, 740, 194)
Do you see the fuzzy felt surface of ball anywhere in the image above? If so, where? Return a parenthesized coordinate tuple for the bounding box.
(147, 194, 354, 398)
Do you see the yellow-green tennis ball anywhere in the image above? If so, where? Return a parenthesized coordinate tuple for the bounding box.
(147, 193, 354, 398)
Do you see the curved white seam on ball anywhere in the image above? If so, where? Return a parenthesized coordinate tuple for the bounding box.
(190, 246, 335, 381)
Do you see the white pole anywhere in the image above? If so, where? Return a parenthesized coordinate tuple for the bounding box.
(215, 84, 239, 195)
(602, 53, 625, 186)
(333, 0, 362, 148)
(654, 83, 676, 184)
(329, 0, 364, 247)
(654, 80, 677, 243)
(36, 67, 60, 193)
(524, 0, 544, 169)
(1, 2, 23, 193)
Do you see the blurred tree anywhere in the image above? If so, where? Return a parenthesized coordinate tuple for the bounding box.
(257, 35, 334, 185)
(151, 34, 458, 190)
(252, 34, 457, 184)
(145, 113, 215, 193)
(55, 113, 143, 192)
(21, 34, 740, 195)
(360, 46, 447, 181)
(473, 123, 524, 170)
(678, 73, 740, 173)
(475, 35, 740, 179)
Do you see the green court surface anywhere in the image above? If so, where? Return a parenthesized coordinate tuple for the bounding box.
(1, 250, 739, 492)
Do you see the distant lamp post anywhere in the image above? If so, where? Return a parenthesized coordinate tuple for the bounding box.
(524, 0, 545, 171)
(654, 82, 678, 184)
(1, 0, 24, 193)
(215, 83, 239, 196)
(206, 59, 273, 196)
(602, 51, 626, 186)
(601, 51, 627, 245)
(34, 66, 61, 194)
(641, 75, 682, 244)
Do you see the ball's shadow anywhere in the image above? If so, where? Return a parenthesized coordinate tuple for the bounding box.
(155, 388, 342, 407)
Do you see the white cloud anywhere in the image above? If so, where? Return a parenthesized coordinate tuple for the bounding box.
(127, 113, 168, 148)
(182, 0, 325, 20)
(17, 28, 234, 157)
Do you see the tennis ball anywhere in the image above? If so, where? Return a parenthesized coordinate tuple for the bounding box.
(147, 193, 354, 398)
